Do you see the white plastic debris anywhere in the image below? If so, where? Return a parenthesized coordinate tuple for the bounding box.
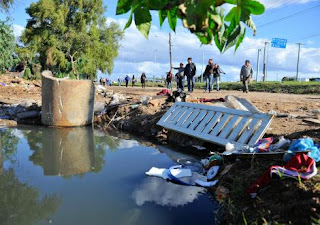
(145, 167, 192, 180)
(269, 136, 291, 151)
(207, 166, 220, 180)
(96, 85, 106, 93)
(140, 96, 152, 105)
(195, 179, 218, 187)
(110, 93, 127, 105)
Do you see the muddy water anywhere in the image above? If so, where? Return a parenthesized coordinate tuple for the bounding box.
(0, 126, 217, 225)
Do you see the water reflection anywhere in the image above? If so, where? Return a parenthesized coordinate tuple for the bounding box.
(0, 129, 61, 225)
(132, 177, 205, 207)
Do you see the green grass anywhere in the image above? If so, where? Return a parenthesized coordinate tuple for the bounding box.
(114, 81, 320, 95)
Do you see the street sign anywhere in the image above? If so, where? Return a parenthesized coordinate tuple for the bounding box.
(271, 38, 287, 49)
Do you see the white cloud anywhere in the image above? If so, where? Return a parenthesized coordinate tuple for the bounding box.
(12, 24, 24, 38)
(132, 177, 206, 207)
(260, 0, 317, 9)
(105, 17, 320, 82)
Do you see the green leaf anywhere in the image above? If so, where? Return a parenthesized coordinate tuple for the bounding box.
(159, 10, 167, 27)
(116, 0, 134, 15)
(214, 33, 225, 52)
(125, 11, 133, 29)
(134, 7, 152, 39)
(225, 0, 264, 35)
(223, 23, 246, 52)
(167, 7, 178, 31)
(245, 16, 256, 35)
(147, 0, 168, 10)
(244, 0, 265, 15)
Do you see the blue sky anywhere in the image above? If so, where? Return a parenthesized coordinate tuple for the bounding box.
(2, 0, 320, 81)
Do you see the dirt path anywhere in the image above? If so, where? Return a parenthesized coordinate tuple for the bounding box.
(1, 74, 320, 139)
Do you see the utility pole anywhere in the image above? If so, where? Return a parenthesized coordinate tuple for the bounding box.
(296, 43, 304, 81)
(262, 42, 269, 82)
(169, 33, 173, 70)
(256, 48, 261, 82)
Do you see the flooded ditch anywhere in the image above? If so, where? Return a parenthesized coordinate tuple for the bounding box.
(0, 125, 218, 225)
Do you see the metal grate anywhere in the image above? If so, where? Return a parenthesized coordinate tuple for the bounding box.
(157, 102, 273, 148)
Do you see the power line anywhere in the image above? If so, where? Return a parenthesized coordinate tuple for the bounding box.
(258, 4, 320, 28)
(290, 33, 320, 42)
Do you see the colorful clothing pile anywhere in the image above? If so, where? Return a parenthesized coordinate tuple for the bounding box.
(289, 138, 320, 162)
(247, 153, 317, 198)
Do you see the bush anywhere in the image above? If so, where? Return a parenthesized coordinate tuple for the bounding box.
(31, 63, 41, 80)
(23, 67, 33, 80)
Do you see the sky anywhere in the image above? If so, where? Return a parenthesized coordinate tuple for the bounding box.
(2, 0, 320, 81)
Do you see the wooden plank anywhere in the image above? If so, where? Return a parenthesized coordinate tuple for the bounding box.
(237, 118, 260, 144)
(176, 108, 193, 126)
(202, 112, 222, 134)
(181, 108, 200, 128)
(248, 115, 274, 146)
(188, 110, 208, 130)
(210, 114, 230, 136)
(218, 115, 240, 139)
(195, 111, 214, 132)
(170, 107, 188, 125)
(227, 117, 250, 142)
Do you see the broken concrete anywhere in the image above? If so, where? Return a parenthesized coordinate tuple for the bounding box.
(41, 71, 95, 127)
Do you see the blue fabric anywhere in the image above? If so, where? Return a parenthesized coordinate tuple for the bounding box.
(289, 138, 320, 162)
(187, 76, 195, 92)
(205, 74, 213, 92)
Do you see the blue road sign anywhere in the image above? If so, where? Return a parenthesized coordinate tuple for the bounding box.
(271, 38, 287, 49)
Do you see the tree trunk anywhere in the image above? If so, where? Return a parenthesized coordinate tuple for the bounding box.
(70, 55, 79, 80)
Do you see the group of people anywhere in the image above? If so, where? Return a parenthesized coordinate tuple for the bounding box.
(122, 73, 147, 88)
(168, 57, 225, 93)
(115, 59, 254, 93)
(168, 57, 197, 92)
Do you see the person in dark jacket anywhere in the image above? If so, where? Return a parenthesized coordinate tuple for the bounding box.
(173, 63, 184, 91)
(132, 75, 136, 87)
(184, 57, 196, 92)
(213, 64, 225, 91)
(204, 59, 214, 93)
(125, 75, 130, 87)
(141, 73, 146, 88)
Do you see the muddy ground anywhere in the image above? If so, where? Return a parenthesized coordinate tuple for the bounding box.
(1, 75, 320, 224)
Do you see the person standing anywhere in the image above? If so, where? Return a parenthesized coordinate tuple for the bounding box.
(132, 75, 136, 87)
(125, 75, 130, 87)
(118, 77, 122, 86)
(166, 70, 173, 90)
(204, 59, 214, 93)
(240, 60, 253, 93)
(141, 72, 146, 88)
(173, 63, 185, 91)
(213, 64, 225, 91)
(184, 57, 196, 92)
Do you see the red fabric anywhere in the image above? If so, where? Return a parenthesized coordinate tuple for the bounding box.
(157, 89, 171, 96)
(247, 153, 315, 194)
(199, 98, 225, 103)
